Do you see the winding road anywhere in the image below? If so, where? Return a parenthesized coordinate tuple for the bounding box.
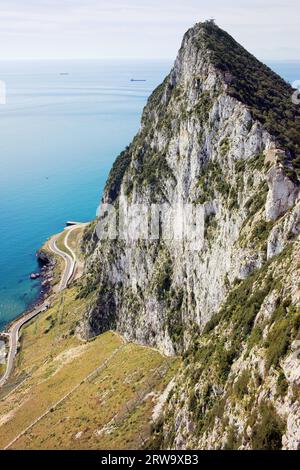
(48, 228, 77, 291)
(0, 224, 83, 388)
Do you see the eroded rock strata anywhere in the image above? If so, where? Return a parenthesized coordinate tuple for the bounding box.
(79, 22, 300, 449)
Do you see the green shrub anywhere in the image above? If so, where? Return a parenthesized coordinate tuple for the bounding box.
(247, 324, 263, 350)
(276, 371, 289, 398)
(196, 160, 230, 204)
(136, 149, 175, 195)
(253, 220, 273, 242)
(104, 147, 131, 203)
(194, 91, 214, 122)
(152, 253, 173, 301)
(215, 343, 237, 381)
(166, 288, 185, 349)
(204, 212, 218, 239)
(224, 425, 241, 450)
(233, 369, 251, 399)
(244, 181, 268, 219)
(265, 319, 291, 371)
(220, 137, 230, 157)
(264, 301, 300, 370)
(235, 159, 246, 173)
(250, 402, 285, 450)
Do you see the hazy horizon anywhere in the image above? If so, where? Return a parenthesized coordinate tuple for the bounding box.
(0, 58, 300, 62)
(0, 0, 299, 62)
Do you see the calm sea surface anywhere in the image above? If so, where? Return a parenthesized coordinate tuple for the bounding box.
(0, 59, 299, 330)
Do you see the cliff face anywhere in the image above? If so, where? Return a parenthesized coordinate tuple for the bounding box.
(80, 22, 300, 449)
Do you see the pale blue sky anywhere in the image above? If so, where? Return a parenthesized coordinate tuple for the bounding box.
(0, 0, 299, 60)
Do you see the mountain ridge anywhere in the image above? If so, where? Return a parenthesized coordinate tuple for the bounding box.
(1, 22, 300, 451)
(102, 21, 299, 210)
(78, 21, 300, 449)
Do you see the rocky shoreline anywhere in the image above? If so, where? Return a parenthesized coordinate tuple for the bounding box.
(1, 249, 57, 334)
(33, 249, 56, 303)
(0, 248, 56, 337)
(0, 339, 6, 365)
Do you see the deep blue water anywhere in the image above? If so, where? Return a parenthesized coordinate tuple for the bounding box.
(0, 59, 299, 331)
(0, 59, 171, 330)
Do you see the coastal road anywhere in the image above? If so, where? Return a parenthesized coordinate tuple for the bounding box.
(48, 229, 76, 291)
(0, 224, 84, 388)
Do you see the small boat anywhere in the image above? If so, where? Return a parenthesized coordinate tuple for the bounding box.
(130, 78, 146, 82)
(60, 72, 69, 76)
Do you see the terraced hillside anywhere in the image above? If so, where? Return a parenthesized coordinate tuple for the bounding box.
(0, 282, 178, 450)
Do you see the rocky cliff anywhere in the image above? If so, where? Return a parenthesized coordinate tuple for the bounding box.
(79, 21, 300, 449)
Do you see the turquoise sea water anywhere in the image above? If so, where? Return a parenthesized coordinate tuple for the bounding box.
(0, 60, 171, 330)
(0, 59, 299, 331)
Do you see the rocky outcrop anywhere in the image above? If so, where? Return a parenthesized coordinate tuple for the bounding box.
(37, 250, 52, 266)
(30, 272, 40, 280)
(36, 249, 55, 292)
(265, 165, 299, 222)
(80, 21, 300, 449)
(267, 200, 300, 259)
(82, 24, 277, 353)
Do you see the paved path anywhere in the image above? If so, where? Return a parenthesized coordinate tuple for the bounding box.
(0, 224, 84, 388)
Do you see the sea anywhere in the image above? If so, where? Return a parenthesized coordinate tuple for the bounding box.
(0, 59, 299, 331)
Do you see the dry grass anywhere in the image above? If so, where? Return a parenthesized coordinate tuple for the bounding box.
(55, 231, 73, 259)
(7, 345, 178, 450)
(67, 227, 85, 262)
(0, 286, 179, 450)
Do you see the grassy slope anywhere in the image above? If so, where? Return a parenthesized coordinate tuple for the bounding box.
(0, 285, 178, 450)
(67, 227, 85, 263)
(55, 231, 73, 259)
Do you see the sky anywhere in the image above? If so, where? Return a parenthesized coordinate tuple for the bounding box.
(0, 0, 299, 61)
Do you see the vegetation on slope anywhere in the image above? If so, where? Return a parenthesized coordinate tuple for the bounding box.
(103, 20, 300, 211)
(199, 21, 300, 178)
(0, 285, 178, 450)
(55, 231, 73, 259)
(155, 241, 300, 450)
(104, 146, 132, 203)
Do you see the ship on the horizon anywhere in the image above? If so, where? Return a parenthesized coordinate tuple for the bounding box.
(130, 78, 146, 82)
